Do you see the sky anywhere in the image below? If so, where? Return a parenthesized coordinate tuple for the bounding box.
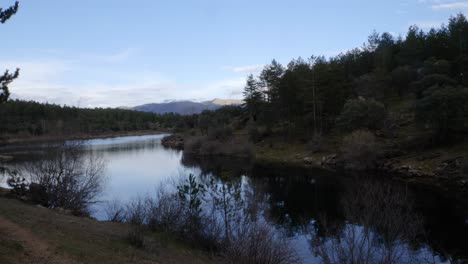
(0, 0, 467, 108)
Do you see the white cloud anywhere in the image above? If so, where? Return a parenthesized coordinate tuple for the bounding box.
(408, 20, 444, 29)
(419, 0, 449, 3)
(231, 64, 265, 73)
(82, 48, 139, 63)
(3, 56, 247, 107)
(431, 2, 468, 9)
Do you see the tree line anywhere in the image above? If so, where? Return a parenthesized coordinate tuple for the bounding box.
(0, 100, 186, 138)
(243, 14, 468, 143)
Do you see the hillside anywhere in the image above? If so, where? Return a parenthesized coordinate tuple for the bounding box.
(0, 196, 219, 264)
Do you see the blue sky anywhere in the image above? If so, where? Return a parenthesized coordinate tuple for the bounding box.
(0, 0, 467, 107)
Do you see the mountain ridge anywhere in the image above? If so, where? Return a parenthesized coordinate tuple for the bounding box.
(132, 98, 243, 115)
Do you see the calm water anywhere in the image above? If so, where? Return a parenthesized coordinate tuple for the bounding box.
(3, 134, 468, 263)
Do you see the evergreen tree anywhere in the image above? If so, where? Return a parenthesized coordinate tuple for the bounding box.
(243, 74, 263, 121)
(0, 1, 20, 104)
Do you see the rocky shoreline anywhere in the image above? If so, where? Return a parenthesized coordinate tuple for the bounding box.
(162, 134, 468, 192)
(317, 153, 468, 191)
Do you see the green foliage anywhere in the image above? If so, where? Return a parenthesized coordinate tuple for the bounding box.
(207, 178, 243, 242)
(412, 74, 457, 98)
(336, 98, 387, 131)
(243, 74, 264, 121)
(391, 66, 417, 97)
(1, 2, 20, 103)
(0, 100, 181, 137)
(231, 14, 468, 142)
(0, 1, 19, 24)
(177, 174, 206, 222)
(415, 86, 468, 141)
(0, 69, 19, 104)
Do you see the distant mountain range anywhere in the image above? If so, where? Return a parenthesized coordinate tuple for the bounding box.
(131, 99, 244, 115)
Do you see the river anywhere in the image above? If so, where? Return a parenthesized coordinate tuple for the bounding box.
(2, 134, 468, 263)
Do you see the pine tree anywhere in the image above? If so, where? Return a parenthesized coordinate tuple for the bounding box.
(242, 74, 263, 121)
(0, 1, 20, 104)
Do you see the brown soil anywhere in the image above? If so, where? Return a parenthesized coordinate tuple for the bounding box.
(0, 215, 78, 264)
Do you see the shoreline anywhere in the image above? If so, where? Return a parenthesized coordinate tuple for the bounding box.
(0, 130, 168, 149)
(162, 134, 468, 193)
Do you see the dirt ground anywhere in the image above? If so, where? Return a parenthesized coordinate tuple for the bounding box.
(0, 197, 218, 264)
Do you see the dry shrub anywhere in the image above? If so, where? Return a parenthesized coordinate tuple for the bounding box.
(184, 136, 203, 153)
(340, 130, 381, 170)
(313, 179, 426, 264)
(224, 220, 300, 264)
(120, 176, 299, 263)
(104, 199, 126, 222)
(21, 141, 106, 215)
(146, 186, 183, 233)
(184, 135, 253, 158)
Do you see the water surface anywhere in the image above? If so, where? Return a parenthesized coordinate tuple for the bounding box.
(3, 134, 468, 263)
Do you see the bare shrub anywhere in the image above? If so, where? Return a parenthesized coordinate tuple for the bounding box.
(313, 179, 425, 264)
(125, 197, 148, 225)
(104, 199, 126, 222)
(21, 141, 106, 215)
(146, 186, 183, 233)
(340, 130, 381, 170)
(224, 220, 300, 264)
(184, 136, 203, 153)
(207, 126, 233, 141)
(185, 135, 253, 157)
(124, 197, 150, 249)
(121, 174, 299, 263)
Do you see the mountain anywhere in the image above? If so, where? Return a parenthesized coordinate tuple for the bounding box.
(133, 99, 243, 115)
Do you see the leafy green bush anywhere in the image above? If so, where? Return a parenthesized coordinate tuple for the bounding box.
(411, 74, 457, 98)
(415, 86, 468, 142)
(336, 98, 386, 131)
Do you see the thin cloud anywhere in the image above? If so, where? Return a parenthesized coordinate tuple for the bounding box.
(432, 2, 468, 9)
(409, 20, 444, 29)
(4, 57, 247, 107)
(232, 64, 265, 73)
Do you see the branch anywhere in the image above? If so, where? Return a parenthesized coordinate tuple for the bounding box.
(0, 68, 19, 103)
(0, 1, 19, 24)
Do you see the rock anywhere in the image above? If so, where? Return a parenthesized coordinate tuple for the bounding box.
(303, 157, 320, 166)
(321, 154, 338, 168)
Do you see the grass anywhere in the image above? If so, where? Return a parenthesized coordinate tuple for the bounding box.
(0, 197, 219, 264)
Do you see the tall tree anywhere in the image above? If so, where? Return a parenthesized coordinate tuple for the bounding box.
(0, 1, 20, 104)
(243, 74, 263, 121)
(259, 59, 284, 104)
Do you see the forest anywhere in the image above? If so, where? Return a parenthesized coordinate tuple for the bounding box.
(239, 13, 468, 143)
(2, 14, 468, 160)
(0, 100, 184, 140)
(171, 14, 468, 149)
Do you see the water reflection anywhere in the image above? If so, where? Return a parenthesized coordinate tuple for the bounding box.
(2, 134, 468, 263)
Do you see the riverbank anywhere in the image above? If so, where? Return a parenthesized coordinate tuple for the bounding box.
(0, 195, 219, 264)
(0, 131, 166, 148)
(162, 132, 468, 192)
